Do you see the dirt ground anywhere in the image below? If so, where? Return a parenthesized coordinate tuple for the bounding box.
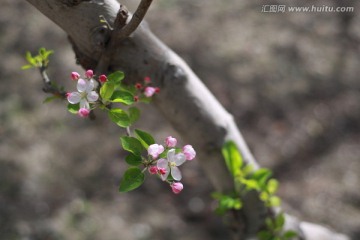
(1, 0, 360, 239)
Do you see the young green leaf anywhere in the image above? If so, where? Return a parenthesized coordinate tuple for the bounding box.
(283, 230, 298, 239)
(125, 153, 143, 166)
(67, 103, 79, 114)
(100, 82, 115, 101)
(108, 108, 130, 127)
(221, 141, 243, 177)
(119, 167, 145, 192)
(267, 179, 279, 195)
(129, 107, 140, 124)
(134, 129, 155, 149)
(110, 90, 134, 105)
(21, 64, 34, 70)
(275, 213, 285, 230)
(268, 196, 281, 207)
(257, 230, 272, 240)
(107, 71, 124, 84)
(252, 168, 272, 189)
(43, 96, 59, 104)
(120, 136, 144, 156)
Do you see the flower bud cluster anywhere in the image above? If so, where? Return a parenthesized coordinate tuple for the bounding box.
(67, 70, 108, 117)
(147, 136, 196, 194)
(134, 76, 160, 101)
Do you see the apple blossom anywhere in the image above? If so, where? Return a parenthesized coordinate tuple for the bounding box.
(99, 74, 107, 83)
(71, 72, 80, 81)
(67, 78, 99, 110)
(144, 76, 151, 83)
(165, 136, 177, 148)
(144, 86, 156, 97)
(171, 182, 183, 194)
(85, 69, 94, 78)
(148, 166, 158, 175)
(148, 144, 164, 159)
(78, 108, 90, 118)
(183, 145, 196, 160)
(157, 149, 186, 181)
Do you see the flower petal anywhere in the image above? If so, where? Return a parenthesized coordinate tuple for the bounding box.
(67, 92, 81, 104)
(77, 78, 88, 92)
(167, 149, 176, 162)
(80, 99, 89, 109)
(86, 79, 97, 93)
(87, 91, 99, 102)
(171, 166, 182, 181)
(157, 158, 168, 169)
(174, 153, 186, 166)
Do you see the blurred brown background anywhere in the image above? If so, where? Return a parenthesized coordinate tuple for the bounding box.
(1, 0, 360, 239)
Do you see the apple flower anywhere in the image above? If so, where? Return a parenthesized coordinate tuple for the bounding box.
(165, 136, 177, 148)
(148, 144, 164, 159)
(67, 78, 99, 111)
(171, 182, 183, 194)
(183, 145, 196, 160)
(144, 86, 156, 97)
(157, 149, 186, 181)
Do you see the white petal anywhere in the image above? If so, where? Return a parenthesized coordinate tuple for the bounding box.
(77, 78, 88, 92)
(86, 79, 96, 93)
(174, 153, 186, 166)
(171, 166, 182, 181)
(87, 91, 99, 102)
(161, 167, 170, 181)
(80, 99, 90, 109)
(157, 158, 168, 169)
(167, 149, 175, 162)
(67, 92, 81, 104)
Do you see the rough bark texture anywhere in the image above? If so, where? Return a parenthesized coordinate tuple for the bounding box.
(25, 0, 350, 239)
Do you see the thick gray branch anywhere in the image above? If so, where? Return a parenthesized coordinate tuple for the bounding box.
(25, 1, 349, 239)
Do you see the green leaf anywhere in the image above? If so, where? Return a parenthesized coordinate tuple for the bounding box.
(134, 129, 155, 149)
(129, 107, 140, 124)
(110, 90, 134, 105)
(108, 108, 130, 127)
(257, 230, 272, 240)
(283, 230, 298, 239)
(43, 96, 58, 104)
(107, 71, 124, 84)
(25, 51, 36, 66)
(222, 141, 243, 177)
(67, 103, 79, 114)
(119, 167, 145, 192)
(100, 82, 115, 101)
(21, 64, 34, 70)
(120, 136, 144, 156)
(125, 153, 143, 166)
(241, 179, 260, 191)
(252, 168, 272, 189)
(275, 213, 285, 230)
(267, 179, 279, 195)
(268, 196, 281, 207)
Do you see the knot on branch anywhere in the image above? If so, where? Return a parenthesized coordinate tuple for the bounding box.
(90, 26, 111, 50)
(114, 5, 129, 30)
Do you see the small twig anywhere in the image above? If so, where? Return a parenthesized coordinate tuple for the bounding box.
(39, 66, 66, 98)
(95, 0, 154, 74)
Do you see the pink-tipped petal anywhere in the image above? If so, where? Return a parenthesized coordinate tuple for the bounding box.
(67, 92, 81, 104)
(87, 91, 99, 102)
(183, 145, 196, 160)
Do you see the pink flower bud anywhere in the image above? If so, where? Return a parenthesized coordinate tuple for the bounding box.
(78, 108, 90, 118)
(149, 166, 158, 175)
(165, 136, 177, 148)
(99, 74, 107, 83)
(144, 87, 156, 97)
(155, 87, 160, 94)
(158, 168, 167, 175)
(71, 72, 80, 81)
(85, 69, 94, 78)
(171, 182, 183, 194)
(135, 83, 143, 89)
(134, 96, 139, 102)
(144, 76, 151, 83)
(182, 145, 196, 160)
(148, 144, 164, 159)
(66, 92, 71, 98)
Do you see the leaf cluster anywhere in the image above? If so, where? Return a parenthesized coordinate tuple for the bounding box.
(22, 47, 54, 70)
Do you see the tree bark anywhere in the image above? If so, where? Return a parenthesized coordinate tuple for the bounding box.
(25, 1, 349, 239)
